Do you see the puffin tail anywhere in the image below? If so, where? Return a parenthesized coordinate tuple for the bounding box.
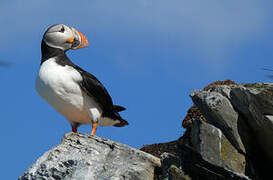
(100, 105, 128, 127)
(113, 105, 126, 112)
(113, 106, 128, 127)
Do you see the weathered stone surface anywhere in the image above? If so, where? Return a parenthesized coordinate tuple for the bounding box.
(147, 142, 250, 180)
(189, 83, 273, 179)
(20, 133, 161, 180)
(167, 165, 190, 180)
(191, 119, 246, 174)
(142, 140, 250, 180)
(182, 80, 237, 129)
(230, 84, 273, 163)
(141, 82, 273, 179)
(190, 90, 245, 155)
(178, 144, 250, 180)
(156, 152, 191, 180)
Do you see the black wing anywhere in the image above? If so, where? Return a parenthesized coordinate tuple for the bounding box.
(79, 69, 127, 126)
(75, 66, 115, 113)
(57, 54, 126, 122)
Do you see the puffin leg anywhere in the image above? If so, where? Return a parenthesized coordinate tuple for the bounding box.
(72, 127, 78, 133)
(70, 122, 79, 134)
(91, 122, 98, 136)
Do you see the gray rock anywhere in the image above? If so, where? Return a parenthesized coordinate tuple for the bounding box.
(19, 133, 161, 180)
(189, 83, 273, 179)
(159, 152, 189, 180)
(167, 165, 190, 180)
(148, 141, 250, 180)
(190, 90, 245, 155)
(177, 143, 250, 180)
(230, 84, 273, 164)
(191, 118, 222, 162)
(191, 119, 246, 174)
(207, 85, 233, 99)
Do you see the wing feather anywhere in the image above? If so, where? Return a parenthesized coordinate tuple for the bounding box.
(70, 63, 127, 126)
(75, 66, 114, 113)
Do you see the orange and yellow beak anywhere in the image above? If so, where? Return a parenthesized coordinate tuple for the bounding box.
(67, 27, 89, 50)
(75, 30, 88, 49)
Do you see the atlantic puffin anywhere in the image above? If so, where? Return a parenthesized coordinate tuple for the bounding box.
(35, 24, 128, 135)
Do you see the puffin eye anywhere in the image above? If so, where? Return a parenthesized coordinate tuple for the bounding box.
(59, 26, 65, 33)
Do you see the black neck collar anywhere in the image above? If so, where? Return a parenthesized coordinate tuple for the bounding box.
(41, 41, 66, 64)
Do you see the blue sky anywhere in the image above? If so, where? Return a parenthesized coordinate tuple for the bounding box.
(1, 0, 273, 179)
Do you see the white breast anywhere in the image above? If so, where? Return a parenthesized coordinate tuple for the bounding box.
(35, 58, 101, 124)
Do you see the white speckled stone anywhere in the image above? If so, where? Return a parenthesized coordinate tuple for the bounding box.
(19, 133, 160, 180)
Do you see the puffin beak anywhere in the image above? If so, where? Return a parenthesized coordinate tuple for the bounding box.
(69, 27, 89, 50)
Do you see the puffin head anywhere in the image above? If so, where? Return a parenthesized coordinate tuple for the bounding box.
(42, 24, 88, 51)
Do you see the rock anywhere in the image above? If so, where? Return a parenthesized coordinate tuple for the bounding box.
(177, 143, 250, 180)
(142, 81, 273, 180)
(182, 80, 237, 129)
(143, 142, 250, 180)
(190, 90, 245, 155)
(190, 83, 273, 179)
(167, 165, 190, 180)
(159, 153, 190, 180)
(190, 119, 246, 174)
(20, 133, 161, 180)
(230, 84, 273, 162)
(140, 140, 180, 158)
(141, 139, 249, 180)
(20, 81, 273, 180)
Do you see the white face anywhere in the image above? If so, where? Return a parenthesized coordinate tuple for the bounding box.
(43, 24, 89, 51)
(43, 24, 75, 51)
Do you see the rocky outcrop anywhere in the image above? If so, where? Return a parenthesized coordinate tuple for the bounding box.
(142, 140, 250, 180)
(19, 133, 161, 180)
(190, 83, 273, 179)
(20, 81, 273, 180)
(142, 82, 273, 180)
